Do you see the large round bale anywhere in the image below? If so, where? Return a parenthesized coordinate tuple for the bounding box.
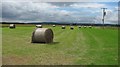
(62, 26, 65, 29)
(9, 24, 15, 29)
(32, 28, 54, 43)
(70, 26, 74, 30)
(36, 25, 42, 28)
(52, 25, 56, 27)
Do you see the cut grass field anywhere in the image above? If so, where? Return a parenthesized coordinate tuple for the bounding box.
(1, 25, 118, 65)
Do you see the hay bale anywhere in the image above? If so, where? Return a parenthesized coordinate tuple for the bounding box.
(84, 26, 87, 28)
(78, 26, 81, 28)
(36, 25, 42, 28)
(9, 24, 15, 29)
(62, 26, 65, 29)
(32, 28, 54, 43)
(70, 26, 74, 30)
(53, 25, 56, 27)
(89, 26, 92, 28)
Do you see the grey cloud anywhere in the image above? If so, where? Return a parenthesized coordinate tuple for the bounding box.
(2, 2, 44, 21)
(1, 2, 118, 24)
(2, 2, 25, 20)
(48, 2, 75, 7)
(0, 3, 2, 22)
(2, 0, 119, 2)
(2, 2, 77, 22)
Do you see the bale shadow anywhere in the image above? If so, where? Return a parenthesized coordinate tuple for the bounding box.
(47, 42, 60, 45)
(31, 42, 60, 45)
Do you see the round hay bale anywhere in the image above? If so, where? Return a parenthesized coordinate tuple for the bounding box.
(32, 28, 54, 43)
(53, 25, 56, 27)
(70, 26, 74, 30)
(36, 25, 42, 28)
(9, 24, 15, 29)
(84, 26, 87, 28)
(62, 26, 65, 29)
(89, 26, 92, 28)
(78, 26, 81, 28)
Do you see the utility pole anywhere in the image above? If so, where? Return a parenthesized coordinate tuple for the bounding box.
(101, 8, 107, 29)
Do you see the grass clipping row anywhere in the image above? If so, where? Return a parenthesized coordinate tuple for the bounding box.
(32, 28, 54, 43)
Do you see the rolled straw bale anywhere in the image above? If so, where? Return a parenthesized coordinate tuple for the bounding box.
(89, 26, 92, 28)
(84, 26, 87, 28)
(78, 26, 81, 28)
(9, 24, 15, 29)
(70, 26, 74, 30)
(53, 25, 56, 27)
(36, 25, 42, 28)
(62, 26, 65, 29)
(32, 28, 54, 43)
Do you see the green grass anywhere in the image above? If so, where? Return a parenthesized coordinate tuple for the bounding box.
(2, 25, 118, 65)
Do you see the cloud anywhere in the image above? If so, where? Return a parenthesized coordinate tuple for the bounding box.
(94, 8, 118, 24)
(2, 2, 80, 22)
(105, 9, 118, 24)
(1, 2, 118, 24)
(2, 0, 120, 2)
(0, 3, 2, 22)
(2, 2, 61, 22)
(70, 3, 106, 8)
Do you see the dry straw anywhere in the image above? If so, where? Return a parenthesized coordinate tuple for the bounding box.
(84, 26, 87, 28)
(9, 24, 15, 29)
(36, 25, 42, 28)
(89, 26, 92, 28)
(78, 26, 81, 28)
(53, 25, 56, 27)
(32, 28, 54, 43)
(70, 26, 74, 30)
(62, 26, 65, 29)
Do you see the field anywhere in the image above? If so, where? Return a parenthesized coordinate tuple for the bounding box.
(1, 24, 118, 65)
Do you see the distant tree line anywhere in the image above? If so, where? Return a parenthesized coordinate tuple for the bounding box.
(1, 22, 119, 27)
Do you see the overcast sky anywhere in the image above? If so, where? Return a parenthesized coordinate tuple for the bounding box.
(1, 1, 119, 24)
(1, 0, 120, 2)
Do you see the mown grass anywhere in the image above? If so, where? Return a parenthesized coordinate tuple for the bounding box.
(2, 25, 118, 65)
